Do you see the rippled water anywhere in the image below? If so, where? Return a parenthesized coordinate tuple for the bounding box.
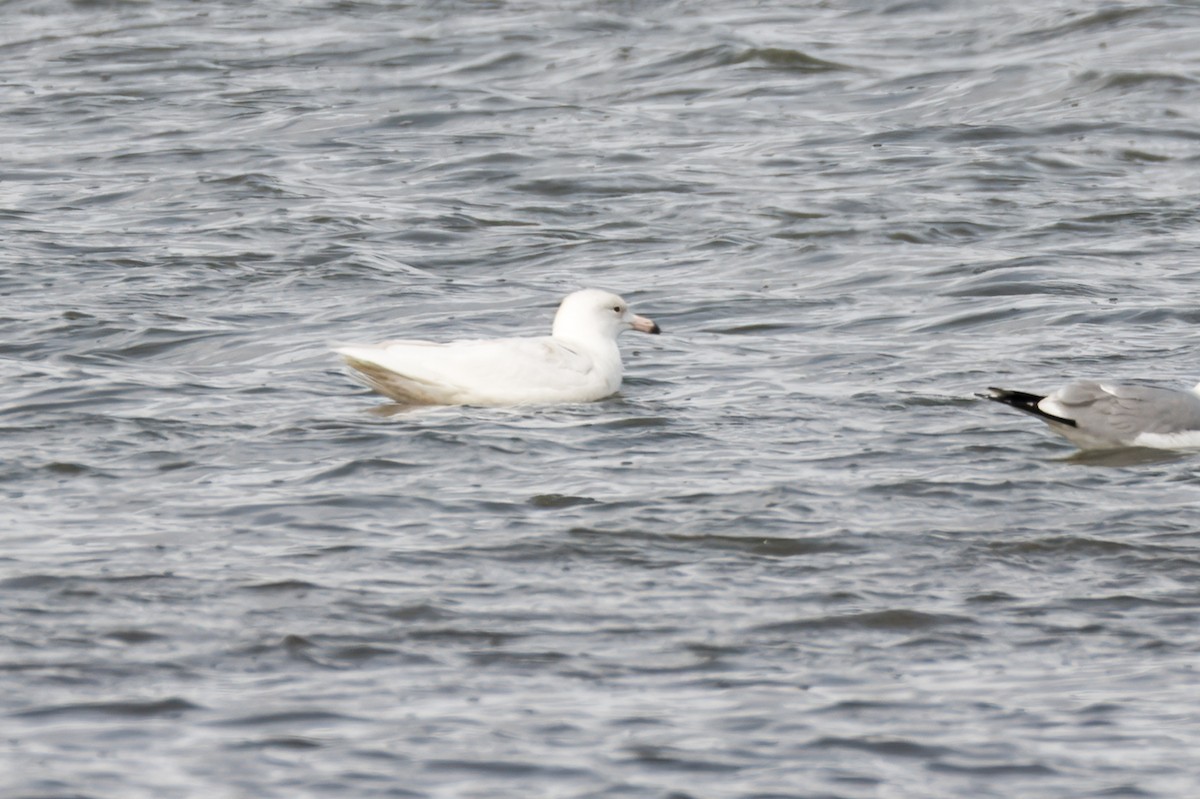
(5, 1, 1200, 797)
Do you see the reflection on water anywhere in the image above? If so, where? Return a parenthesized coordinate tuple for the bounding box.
(1059, 447, 1195, 468)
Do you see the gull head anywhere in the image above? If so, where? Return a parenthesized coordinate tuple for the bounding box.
(552, 288, 661, 344)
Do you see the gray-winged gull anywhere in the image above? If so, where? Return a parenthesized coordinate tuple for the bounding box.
(984, 381, 1200, 450)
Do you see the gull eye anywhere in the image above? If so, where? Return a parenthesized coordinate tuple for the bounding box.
(612, 305, 622, 313)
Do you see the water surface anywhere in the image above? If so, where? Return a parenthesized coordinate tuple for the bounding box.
(4, 1, 1200, 797)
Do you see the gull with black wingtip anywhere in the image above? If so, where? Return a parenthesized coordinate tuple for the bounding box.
(983, 380, 1200, 450)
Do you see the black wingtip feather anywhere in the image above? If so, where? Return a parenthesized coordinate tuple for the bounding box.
(983, 387, 1078, 427)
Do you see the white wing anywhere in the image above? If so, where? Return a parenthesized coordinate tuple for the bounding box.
(336, 336, 614, 405)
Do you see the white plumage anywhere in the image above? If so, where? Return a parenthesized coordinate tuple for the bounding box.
(335, 288, 660, 406)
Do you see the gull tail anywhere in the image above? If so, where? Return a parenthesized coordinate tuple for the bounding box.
(336, 348, 447, 405)
(981, 387, 1077, 427)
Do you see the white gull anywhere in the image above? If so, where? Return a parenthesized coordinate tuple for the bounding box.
(335, 288, 661, 406)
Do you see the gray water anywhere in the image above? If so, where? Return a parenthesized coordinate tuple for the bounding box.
(4, 1, 1200, 797)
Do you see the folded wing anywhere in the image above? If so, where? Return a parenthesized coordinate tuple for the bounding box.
(1042, 381, 1200, 446)
(336, 336, 605, 405)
